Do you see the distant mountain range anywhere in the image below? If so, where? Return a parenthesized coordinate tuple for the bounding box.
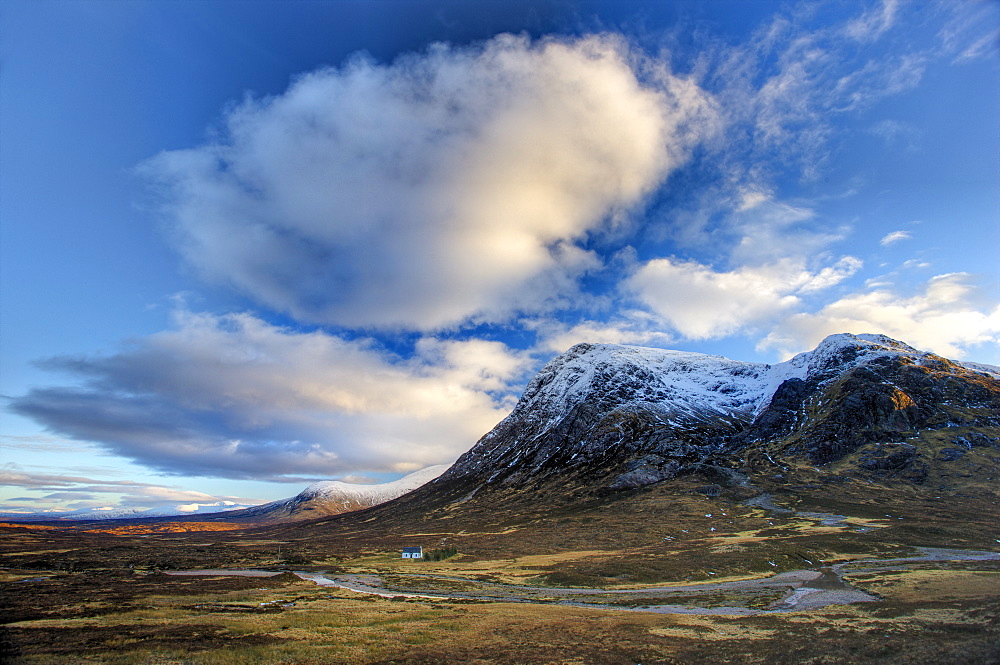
(6, 333, 997, 526)
(217, 465, 448, 523)
(1, 466, 447, 523)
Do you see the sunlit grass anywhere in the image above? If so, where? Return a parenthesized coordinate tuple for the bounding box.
(4, 478, 999, 664)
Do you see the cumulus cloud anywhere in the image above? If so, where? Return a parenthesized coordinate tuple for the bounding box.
(760, 273, 1000, 359)
(627, 256, 862, 340)
(627, 188, 861, 342)
(142, 33, 717, 331)
(10, 308, 532, 480)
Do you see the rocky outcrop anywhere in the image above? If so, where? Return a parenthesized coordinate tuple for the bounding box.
(752, 352, 1000, 468)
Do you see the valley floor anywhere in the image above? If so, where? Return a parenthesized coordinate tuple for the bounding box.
(165, 545, 999, 616)
(2, 552, 998, 664)
(2, 484, 999, 664)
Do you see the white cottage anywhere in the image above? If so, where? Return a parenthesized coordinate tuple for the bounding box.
(401, 547, 423, 559)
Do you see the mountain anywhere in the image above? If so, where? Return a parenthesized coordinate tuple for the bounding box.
(221, 465, 449, 522)
(11, 334, 994, 528)
(412, 333, 999, 507)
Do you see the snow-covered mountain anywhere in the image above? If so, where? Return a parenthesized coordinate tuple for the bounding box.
(8, 334, 994, 525)
(226, 465, 449, 522)
(435, 333, 999, 497)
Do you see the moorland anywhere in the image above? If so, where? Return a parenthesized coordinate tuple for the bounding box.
(3, 474, 999, 665)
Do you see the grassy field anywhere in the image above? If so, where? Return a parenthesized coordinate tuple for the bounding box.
(2, 556, 998, 664)
(2, 479, 999, 664)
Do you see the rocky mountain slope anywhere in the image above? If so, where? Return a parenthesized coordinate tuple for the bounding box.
(419, 333, 999, 505)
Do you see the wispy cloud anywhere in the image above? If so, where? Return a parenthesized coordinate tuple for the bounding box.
(0, 468, 156, 489)
(727, 197, 844, 265)
(0, 434, 102, 454)
(880, 230, 912, 246)
(844, 0, 900, 42)
(937, 0, 1000, 64)
(867, 119, 921, 150)
(698, 0, 928, 185)
(617, 0, 987, 347)
(41, 492, 96, 501)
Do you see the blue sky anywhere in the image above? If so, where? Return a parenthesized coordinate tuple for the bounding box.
(2, 0, 998, 514)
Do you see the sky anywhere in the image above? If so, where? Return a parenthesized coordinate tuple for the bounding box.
(2, 0, 998, 515)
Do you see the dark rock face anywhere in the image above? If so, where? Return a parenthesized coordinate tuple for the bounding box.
(760, 355, 1000, 466)
(952, 432, 999, 448)
(435, 334, 1000, 500)
(939, 448, 966, 461)
(750, 377, 809, 439)
(856, 444, 928, 483)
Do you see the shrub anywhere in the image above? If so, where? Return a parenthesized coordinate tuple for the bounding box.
(422, 547, 457, 561)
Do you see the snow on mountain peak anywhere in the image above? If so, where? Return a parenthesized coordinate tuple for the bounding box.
(223, 464, 450, 521)
(488, 333, 940, 440)
(297, 465, 449, 504)
(781, 333, 930, 377)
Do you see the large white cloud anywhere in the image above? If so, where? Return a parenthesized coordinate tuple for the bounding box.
(142, 33, 717, 331)
(627, 256, 862, 340)
(760, 273, 1000, 359)
(11, 309, 532, 480)
(626, 191, 861, 341)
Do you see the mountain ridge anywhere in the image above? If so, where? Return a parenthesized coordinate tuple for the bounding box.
(8, 333, 995, 526)
(416, 332, 999, 507)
